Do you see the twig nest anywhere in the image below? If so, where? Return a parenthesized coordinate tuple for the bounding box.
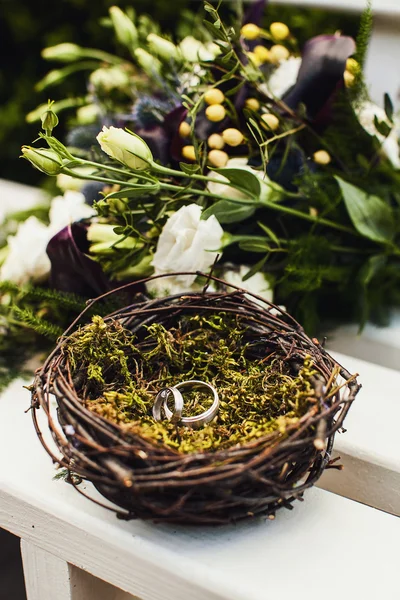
(31, 273, 359, 525)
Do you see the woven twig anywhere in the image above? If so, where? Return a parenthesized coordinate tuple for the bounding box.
(31, 272, 360, 524)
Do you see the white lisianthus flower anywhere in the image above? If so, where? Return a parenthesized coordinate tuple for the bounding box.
(0, 217, 51, 285)
(265, 56, 301, 98)
(179, 36, 220, 62)
(97, 126, 153, 170)
(150, 204, 223, 292)
(356, 101, 400, 169)
(207, 157, 281, 203)
(48, 191, 96, 235)
(223, 265, 273, 306)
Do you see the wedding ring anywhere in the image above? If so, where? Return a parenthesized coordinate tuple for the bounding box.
(163, 380, 220, 428)
(153, 387, 184, 424)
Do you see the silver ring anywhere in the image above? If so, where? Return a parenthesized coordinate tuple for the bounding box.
(153, 387, 184, 423)
(164, 380, 220, 428)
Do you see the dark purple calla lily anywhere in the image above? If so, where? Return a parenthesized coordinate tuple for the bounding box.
(283, 34, 356, 119)
(47, 222, 110, 297)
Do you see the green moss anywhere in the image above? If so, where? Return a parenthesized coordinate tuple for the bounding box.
(65, 314, 319, 453)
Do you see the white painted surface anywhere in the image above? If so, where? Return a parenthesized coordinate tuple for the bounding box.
(20, 541, 73, 600)
(1, 378, 400, 600)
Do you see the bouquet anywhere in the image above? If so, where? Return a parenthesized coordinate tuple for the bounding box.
(1, 1, 400, 385)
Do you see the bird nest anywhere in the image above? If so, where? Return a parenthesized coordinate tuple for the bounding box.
(31, 272, 360, 525)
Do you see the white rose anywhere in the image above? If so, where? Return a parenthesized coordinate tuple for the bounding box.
(179, 36, 220, 62)
(207, 157, 280, 203)
(151, 204, 223, 288)
(223, 265, 273, 306)
(96, 126, 153, 170)
(264, 56, 301, 99)
(0, 216, 51, 285)
(356, 101, 400, 169)
(146, 276, 214, 298)
(48, 191, 96, 236)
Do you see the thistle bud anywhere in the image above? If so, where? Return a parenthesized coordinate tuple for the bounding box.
(96, 126, 153, 170)
(109, 6, 138, 49)
(41, 43, 83, 62)
(270, 22, 290, 41)
(240, 23, 260, 41)
(147, 34, 181, 61)
(21, 147, 63, 175)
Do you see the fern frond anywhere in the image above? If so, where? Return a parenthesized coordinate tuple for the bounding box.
(12, 306, 63, 340)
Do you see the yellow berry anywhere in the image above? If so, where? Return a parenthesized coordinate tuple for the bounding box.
(247, 52, 262, 67)
(269, 44, 290, 63)
(208, 133, 225, 150)
(343, 70, 355, 88)
(204, 88, 225, 105)
(261, 113, 279, 131)
(254, 45, 271, 64)
(182, 145, 196, 161)
(270, 22, 290, 41)
(240, 23, 260, 40)
(313, 150, 331, 165)
(222, 128, 244, 147)
(346, 57, 359, 75)
(205, 104, 226, 122)
(178, 121, 191, 138)
(208, 149, 229, 168)
(245, 97, 260, 111)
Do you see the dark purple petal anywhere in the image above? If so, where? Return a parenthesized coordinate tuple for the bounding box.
(47, 222, 111, 297)
(283, 34, 356, 119)
(242, 0, 267, 26)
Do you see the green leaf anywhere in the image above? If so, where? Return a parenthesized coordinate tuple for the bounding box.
(373, 115, 391, 137)
(213, 167, 261, 199)
(384, 93, 394, 123)
(179, 162, 200, 175)
(203, 20, 226, 41)
(202, 201, 256, 224)
(219, 234, 267, 248)
(257, 222, 280, 246)
(358, 254, 387, 287)
(239, 240, 271, 253)
(241, 255, 269, 281)
(335, 176, 395, 243)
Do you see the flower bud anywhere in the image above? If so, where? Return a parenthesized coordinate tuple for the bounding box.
(76, 104, 100, 125)
(346, 57, 359, 75)
(41, 43, 83, 62)
(178, 121, 191, 138)
(245, 97, 260, 111)
(240, 23, 260, 40)
(109, 6, 138, 49)
(208, 149, 229, 168)
(41, 108, 59, 135)
(261, 113, 279, 131)
(270, 22, 290, 41)
(313, 150, 331, 165)
(134, 48, 161, 76)
(204, 88, 225, 105)
(89, 66, 130, 92)
(182, 145, 196, 161)
(208, 134, 225, 149)
(96, 126, 153, 170)
(87, 223, 140, 254)
(343, 70, 355, 88)
(269, 44, 290, 63)
(21, 146, 63, 175)
(205, 104, 226, 122)
(254, 45, 271, 63)
(147, 33, 181, 61)
(247, 52, 262, 67)
(222, 128, 244, 147)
